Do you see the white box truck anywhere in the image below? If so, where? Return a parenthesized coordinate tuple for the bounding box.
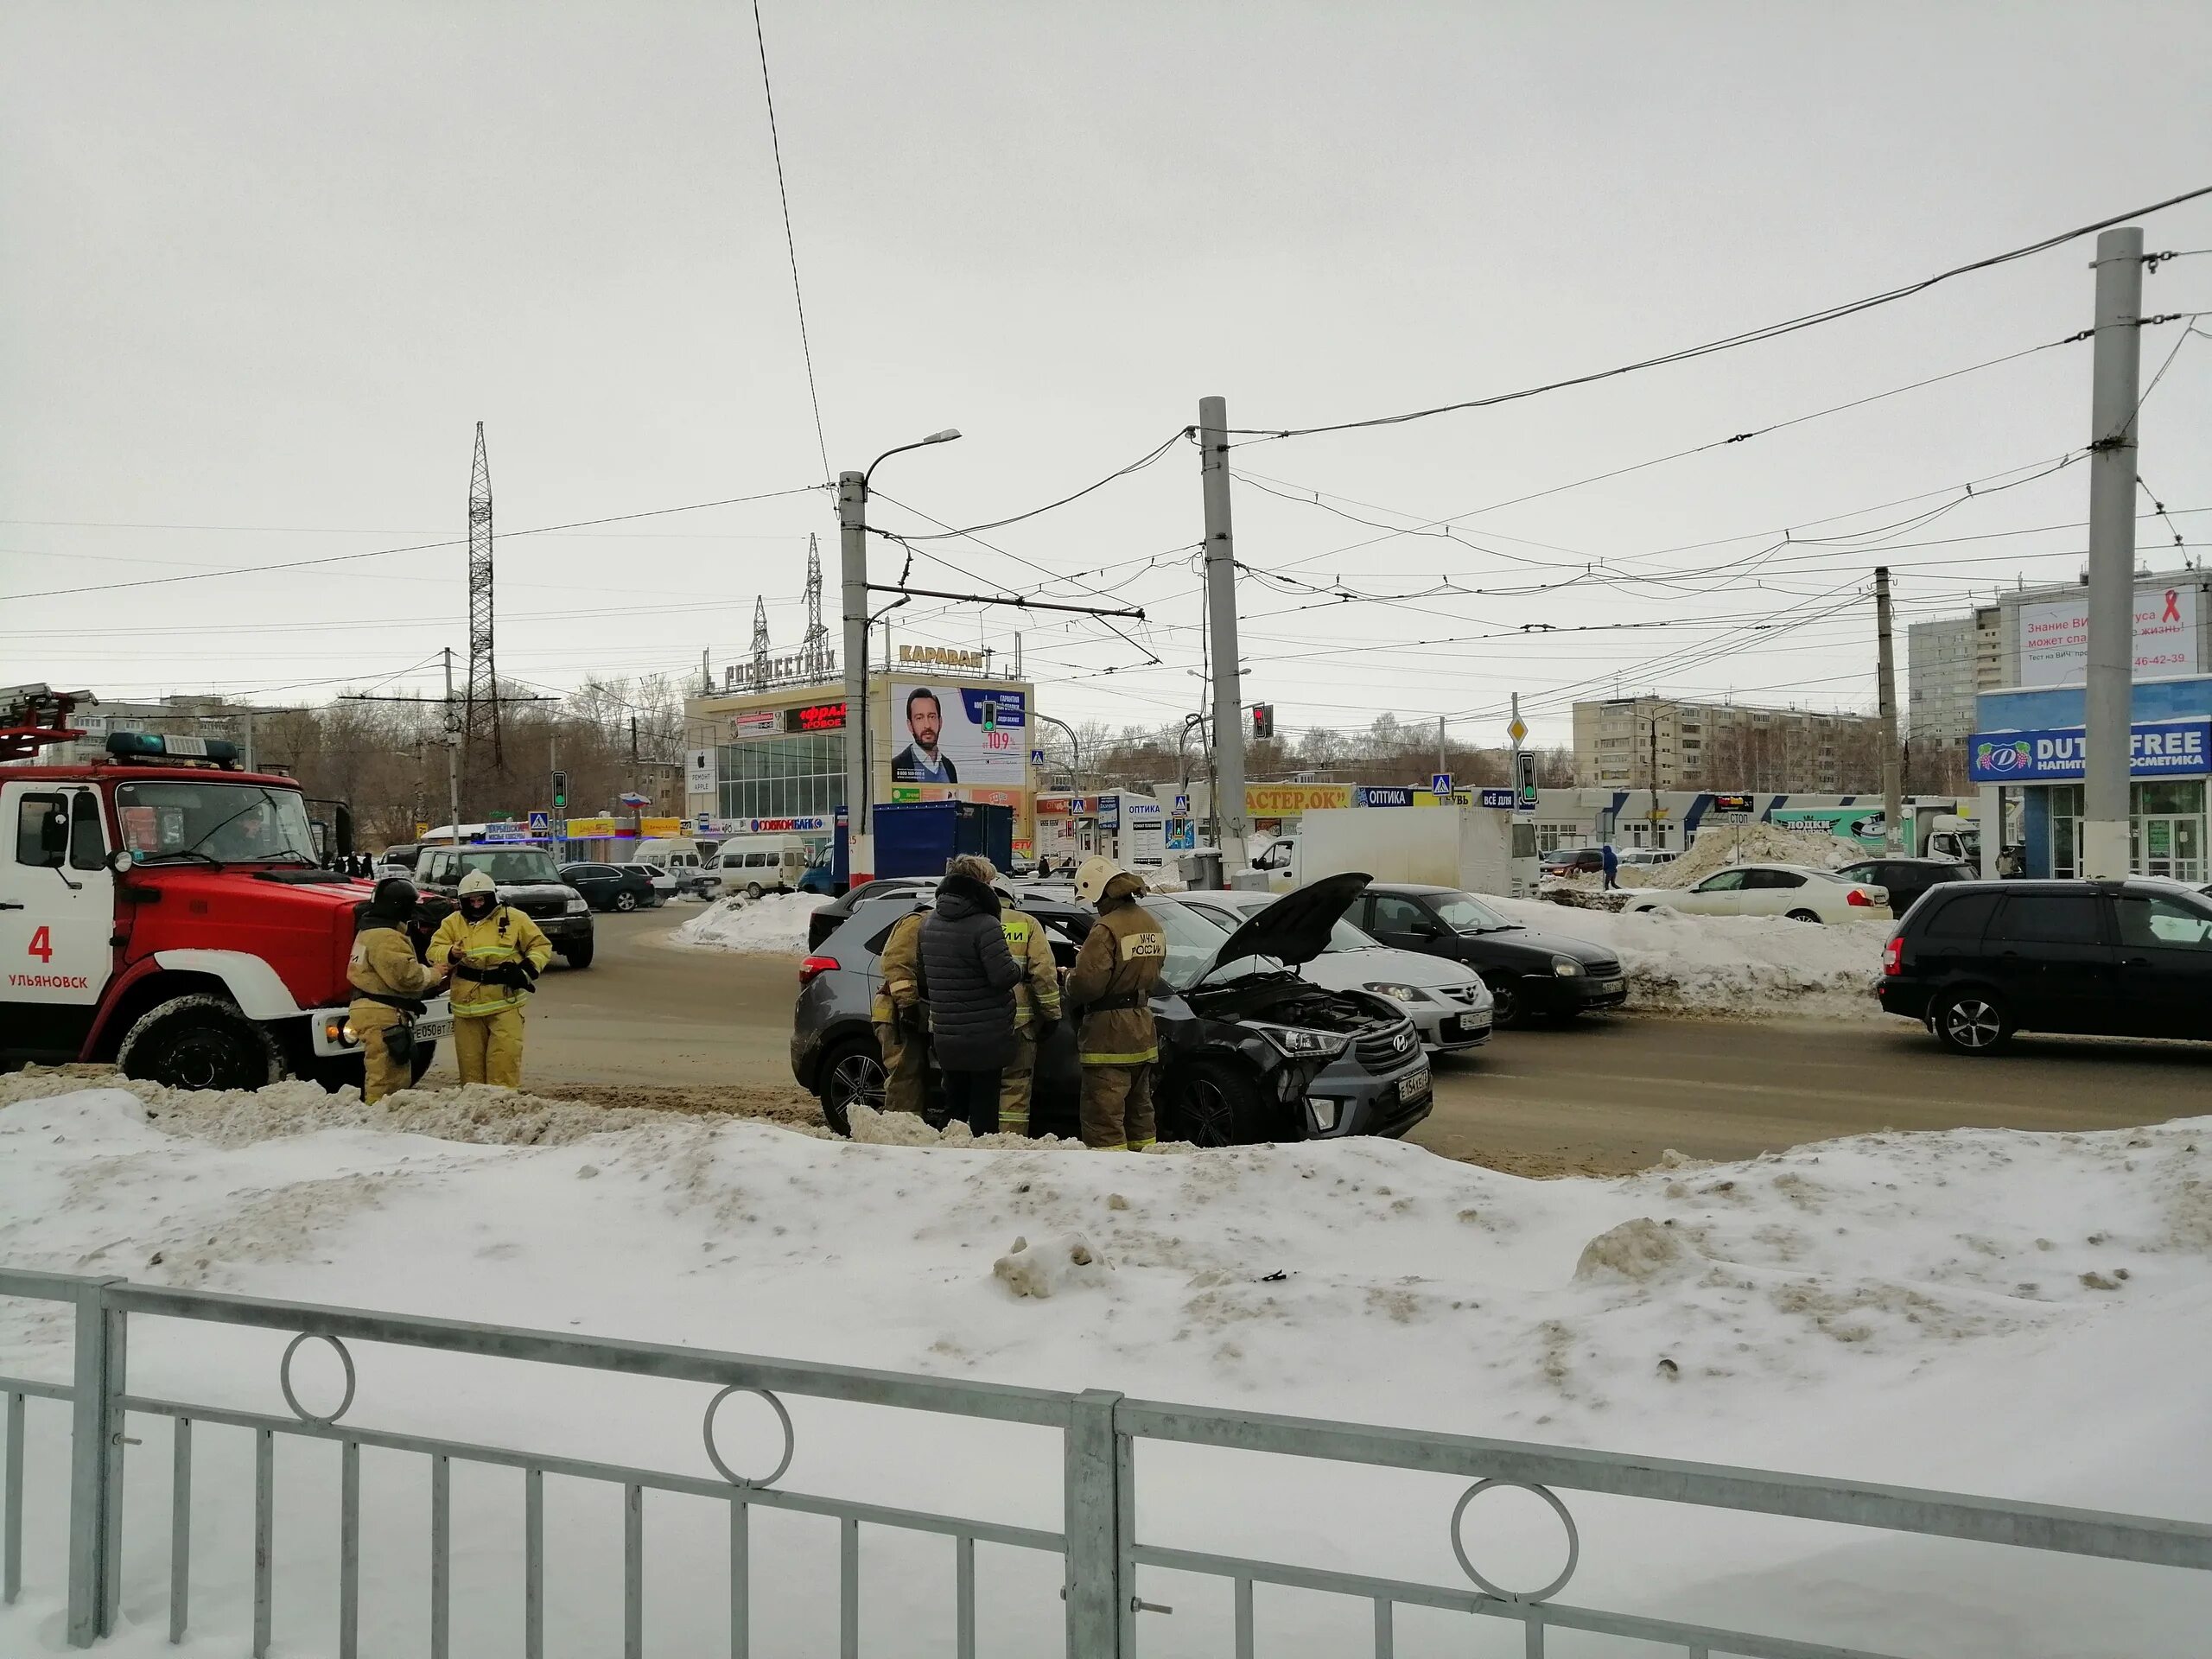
(1256, 804, 1540, 898)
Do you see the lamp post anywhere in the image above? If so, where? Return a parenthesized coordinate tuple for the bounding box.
(839, 429, 962, 883)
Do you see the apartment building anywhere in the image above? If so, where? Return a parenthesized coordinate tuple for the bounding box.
(1572, 696, 1882, 792)
(1906, 604, 2003, 748)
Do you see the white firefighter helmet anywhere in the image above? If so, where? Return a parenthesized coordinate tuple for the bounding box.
(457, 869, 498, 898)
(1073, 855, 1133, 906)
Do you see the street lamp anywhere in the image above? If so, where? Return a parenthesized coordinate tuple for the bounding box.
(839, 429, 963, 880)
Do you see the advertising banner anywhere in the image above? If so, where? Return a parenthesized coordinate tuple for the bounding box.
(1245, 783, 1352, 815)
(1359, 785, 1415, 807)
(890, 683, 1027, 785)
(639, 817, 683, 839)
(2018, 585, 2201, 686)
(565, 817, 616, 838)
(728, 709, 782, 739)
(1478, 787, 1516, 810)
(685, 749, 715, 797)
(1968, 720, 2212, 783)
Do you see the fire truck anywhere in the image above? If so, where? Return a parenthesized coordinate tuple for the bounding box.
(0, 686, 451, 1090)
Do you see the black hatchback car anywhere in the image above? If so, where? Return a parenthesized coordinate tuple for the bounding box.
(791, 874, 1433, 1145)
(1878, 878, 2212, 1053)
(1834, 856, 1976, 920)
(1347, 883, 1626, 1026)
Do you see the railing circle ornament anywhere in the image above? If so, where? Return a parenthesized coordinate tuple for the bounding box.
(702, 1386, 795, 1489)
(1449, 1478, 1580, 1605)
(278, 1332, 358, 1426)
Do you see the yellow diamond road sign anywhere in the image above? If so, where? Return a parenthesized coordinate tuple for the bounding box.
(1507, 716, 1528, 745)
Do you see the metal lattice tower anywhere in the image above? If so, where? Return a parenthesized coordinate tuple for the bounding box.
(750, 595, 771, 688)
(463, 422, 501, 766)
(801, 532, 828, 680)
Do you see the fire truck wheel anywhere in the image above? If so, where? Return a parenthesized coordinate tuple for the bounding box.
(118, 994, 284, 1092)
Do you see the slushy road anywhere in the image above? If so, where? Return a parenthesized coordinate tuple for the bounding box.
(476, 908, 2212, 1175)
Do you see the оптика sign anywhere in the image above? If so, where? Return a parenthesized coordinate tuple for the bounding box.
(1968, 719, 2212, 783)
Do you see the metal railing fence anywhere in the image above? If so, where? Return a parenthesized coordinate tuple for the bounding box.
(3, 1264, 2209, 1656)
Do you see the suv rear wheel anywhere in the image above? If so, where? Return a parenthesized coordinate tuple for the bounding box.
(819, 1035, 887, 1136)
(118, 994, 283, 1091)
(1932, 988, 2012, 1056)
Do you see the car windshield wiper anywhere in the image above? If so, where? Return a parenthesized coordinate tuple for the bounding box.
(135, 848, 223, 868)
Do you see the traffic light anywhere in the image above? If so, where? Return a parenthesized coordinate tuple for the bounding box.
(1249, 703, 1274, 740)
(550, 769, 569, 810)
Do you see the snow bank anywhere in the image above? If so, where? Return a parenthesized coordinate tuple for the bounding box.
(1497, 897, 1888, 1018)
(1649, 820, 1864, 887)
(2, 1082, 2208, 1655)
(671, 890, 828, 954)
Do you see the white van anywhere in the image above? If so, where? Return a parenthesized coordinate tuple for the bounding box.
(633, 838, 716, 895)
(709, 835, 811, 898)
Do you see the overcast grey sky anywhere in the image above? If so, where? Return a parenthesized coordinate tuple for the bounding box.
(5, 1, 2209, 747)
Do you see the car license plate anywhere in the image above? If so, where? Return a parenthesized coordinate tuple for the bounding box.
(1593, 978, 1625, 995)
(1447, 1014, 1490, 1041)
(415, 1017, 454, 1042)
(1395, 1064, 1431, 1105)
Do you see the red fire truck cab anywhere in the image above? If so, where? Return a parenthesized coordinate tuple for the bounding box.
(1, 727, 450, 1090)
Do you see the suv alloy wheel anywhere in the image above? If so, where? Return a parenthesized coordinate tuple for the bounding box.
(1932, 988, 2011, 1056)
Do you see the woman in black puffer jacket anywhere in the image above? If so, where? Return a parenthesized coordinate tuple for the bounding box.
(918, 869, 1023, 1132)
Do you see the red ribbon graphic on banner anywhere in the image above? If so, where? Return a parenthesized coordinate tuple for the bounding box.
(2164, 589, 2182, 622)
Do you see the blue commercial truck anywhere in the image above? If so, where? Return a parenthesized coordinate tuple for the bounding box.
(870, 800, 1015, 880)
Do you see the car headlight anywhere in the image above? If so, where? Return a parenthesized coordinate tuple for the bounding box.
(567, 896, 588, 914)
(1552, 957, 1583, 977)
(1363, 982, 1432, 1004)
(1249, 1022, 1350, 1058)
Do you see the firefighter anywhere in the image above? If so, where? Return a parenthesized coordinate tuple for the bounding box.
(870, 905, 930, 1116)
(346, 876, 449, 1103)
(933, 856, 1061, 1135)
(429, 868, 553, 1088)
(1065, 856, 1167, 1149)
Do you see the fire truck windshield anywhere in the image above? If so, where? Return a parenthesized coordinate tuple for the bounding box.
(117, 782, 320, 866)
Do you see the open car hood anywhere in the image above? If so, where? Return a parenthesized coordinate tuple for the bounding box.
(1201, 871, 1372, 978)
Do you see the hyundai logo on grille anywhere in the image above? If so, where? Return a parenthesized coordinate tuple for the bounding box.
(1393, 1029, 1413, 1052)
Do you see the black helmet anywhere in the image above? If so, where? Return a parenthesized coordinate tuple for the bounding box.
(368, 875, 418, 920)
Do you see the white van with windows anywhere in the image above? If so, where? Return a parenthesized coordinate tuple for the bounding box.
(709, 835, 810, 899)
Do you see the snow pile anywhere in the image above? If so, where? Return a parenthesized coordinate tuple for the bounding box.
(3, 1090, 2209, 1654)
(1496, 897, 1887, 1018)
(671, 890, 828, 954)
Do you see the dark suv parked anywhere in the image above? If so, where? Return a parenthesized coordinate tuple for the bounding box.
(1834, 856, 1975, 920)
(1878, 878, 2212, 1053)
(416, 845, 596, 969)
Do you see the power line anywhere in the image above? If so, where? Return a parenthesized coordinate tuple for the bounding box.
(1226, 185, 2212, 442)
(887, 429, 1190, 541)
(3, 483, 826, 602)
(749, 0, 831, 482)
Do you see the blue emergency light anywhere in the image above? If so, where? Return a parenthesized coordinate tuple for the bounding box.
(105, 731, 240, 764)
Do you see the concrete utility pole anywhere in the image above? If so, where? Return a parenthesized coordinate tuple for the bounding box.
(442, 646, 461, 842)
(1436, 715, 1446, 779)
(1198, 396, 1249, 871)
(837, 469, 870, 865)
(2083, 226, 2145, 879)
(1875, 565, 1903, 852)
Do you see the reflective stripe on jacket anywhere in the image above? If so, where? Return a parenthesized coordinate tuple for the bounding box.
(871, 911, 927, 1026)
(1001, 911, 1063, 1024)
(429, 906, 553, 1018)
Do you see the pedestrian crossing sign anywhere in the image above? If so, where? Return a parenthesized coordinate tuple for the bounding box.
(527, 810, 550, 832)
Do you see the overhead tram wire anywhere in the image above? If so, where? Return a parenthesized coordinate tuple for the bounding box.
(1224, 185, 2212, 444)
(886, 429, 1192, 542)
(750, 0, 831, 482)
(5, 483, 828, 603)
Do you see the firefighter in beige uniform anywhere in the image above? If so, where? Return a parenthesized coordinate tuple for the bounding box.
(1065, 856, 1167, 1149)
(346, 877, 448, 1103)
(870, 907, 930, 1116)
(429, 869, 553, 1088)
